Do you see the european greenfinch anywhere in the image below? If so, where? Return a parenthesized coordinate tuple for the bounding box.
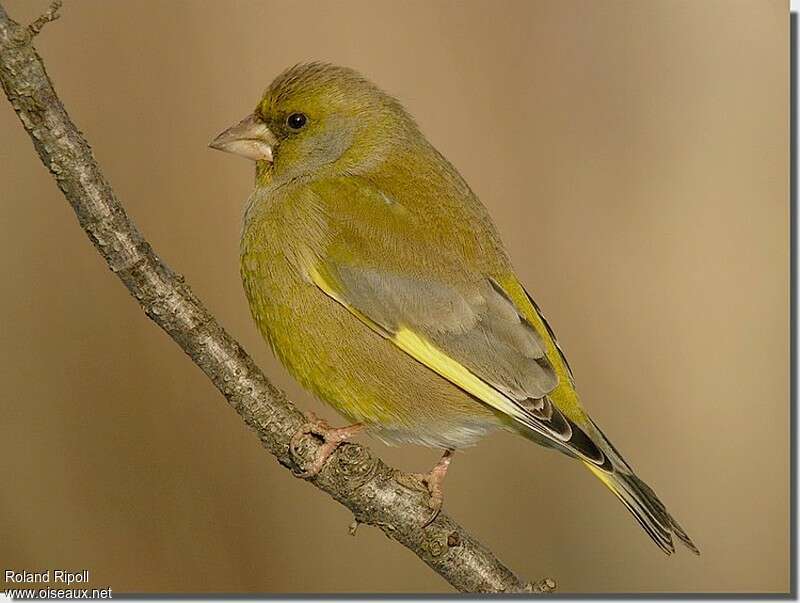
(210, 62, 698, 556)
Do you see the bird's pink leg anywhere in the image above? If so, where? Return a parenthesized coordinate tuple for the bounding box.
(290, 411, 364, 477)
(413, 449, 455, 526)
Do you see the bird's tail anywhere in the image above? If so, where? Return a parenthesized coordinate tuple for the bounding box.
(583, 422, 700, 556)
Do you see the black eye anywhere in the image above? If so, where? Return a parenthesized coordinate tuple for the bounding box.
(287, 112, 307, 130)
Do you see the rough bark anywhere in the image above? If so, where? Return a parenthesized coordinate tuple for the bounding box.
(0, 2, 555, 594)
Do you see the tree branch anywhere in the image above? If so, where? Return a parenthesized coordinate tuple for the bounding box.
(0, 2, 555, 594)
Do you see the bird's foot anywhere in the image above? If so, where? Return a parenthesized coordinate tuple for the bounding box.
(290, 411, 364, 478)
(412, 449, 454, 527)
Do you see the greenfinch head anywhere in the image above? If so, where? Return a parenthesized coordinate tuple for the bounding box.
(212, 63, 417, 183)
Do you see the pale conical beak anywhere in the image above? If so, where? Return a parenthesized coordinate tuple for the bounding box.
(209, 114, 277, 162)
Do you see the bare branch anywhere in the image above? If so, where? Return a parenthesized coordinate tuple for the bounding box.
(27, 0, 61, 37)
(0, 3, 554, 594)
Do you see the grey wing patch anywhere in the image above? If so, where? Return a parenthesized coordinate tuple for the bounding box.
(431, 280, 558, 401)
(329, 264, 559, 400)
(331, 265, 479, 334)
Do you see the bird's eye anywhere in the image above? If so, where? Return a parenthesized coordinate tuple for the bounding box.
(287, 113, 307, 130)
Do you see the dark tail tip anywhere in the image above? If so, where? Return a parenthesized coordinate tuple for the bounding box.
(624, 472, 700, 556)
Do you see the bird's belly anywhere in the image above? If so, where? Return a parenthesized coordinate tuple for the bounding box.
(241, 257, 501, 449)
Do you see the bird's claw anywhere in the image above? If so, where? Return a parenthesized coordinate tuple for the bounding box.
(412, 473, 445, 527)
(412, 449, 454, 527)
(289, 411, 363, 478)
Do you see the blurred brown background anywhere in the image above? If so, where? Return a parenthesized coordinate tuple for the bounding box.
(0, 0, 788, 594)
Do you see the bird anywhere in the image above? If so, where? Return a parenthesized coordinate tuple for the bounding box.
(209, 62, 699, 555)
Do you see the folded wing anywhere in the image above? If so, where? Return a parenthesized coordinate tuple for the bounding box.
(312, 261, 612, 469)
